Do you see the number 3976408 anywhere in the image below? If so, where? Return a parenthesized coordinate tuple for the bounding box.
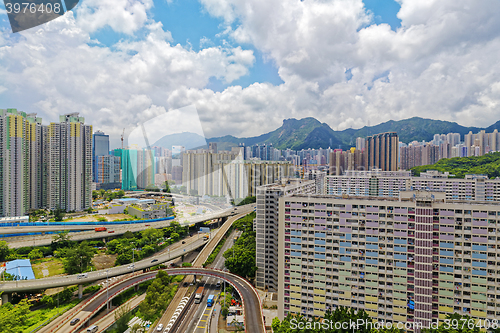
(5, 2, 61, 14)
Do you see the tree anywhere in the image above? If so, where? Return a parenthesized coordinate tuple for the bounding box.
(51, 230, 74, 250)
(164, 181, 171, 193)
(114, 304, 132, 333)
(141, 245, 155, 257)
(115, 252, 133, 266)
(28, 248, 43, 260)
(53, 206, 65, 222)
(123, 231, 135, 239)
(138, 270, 174, 321)
(0, 299, 31, 332)
(63, 242, 94, 274)
(0, 241, 10, 261)
(141, 228, 163, 245)
(272, 307, 378, 333)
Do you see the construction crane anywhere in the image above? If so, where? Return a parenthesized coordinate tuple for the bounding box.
(121, 128, 125, 149)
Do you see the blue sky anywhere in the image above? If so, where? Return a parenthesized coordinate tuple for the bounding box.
(87, 0, 402, 91)
(0, 0, 402, 93)
(2, 0, 496, 143)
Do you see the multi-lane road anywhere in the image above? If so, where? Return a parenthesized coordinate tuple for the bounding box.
(173, 230, 240, 333)
(0, 233, 208, 293)
(1, 204, 252, 248)
(3, 204, 262, 332)
(44, 268, 264, 333)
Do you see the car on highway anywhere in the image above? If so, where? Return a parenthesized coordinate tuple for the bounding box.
(77, 273, 88, 279)
(182, 241, 186, 244)
(183, 282, 188, 287)
(156, 324, 163, 331)
(216, 281, 221, 289)
(86, 325, 98, 333)
(70, 318, 80, 326)
(151, 259, 158, 263)
(127, 264, 135, 269)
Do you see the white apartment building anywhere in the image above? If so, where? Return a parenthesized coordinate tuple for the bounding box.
(48, 113, 92, 212)
(0, 109, 49, 217)
(325, 170, 500, 202)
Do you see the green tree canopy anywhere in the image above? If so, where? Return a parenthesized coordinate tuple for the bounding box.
(0, 241, 10, 261)
(28, 248, 43, 260)
(63, 241, 94, 274)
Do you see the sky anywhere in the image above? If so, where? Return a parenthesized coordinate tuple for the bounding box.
(1, 0, 500, 148)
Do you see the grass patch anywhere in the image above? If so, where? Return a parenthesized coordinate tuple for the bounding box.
(22, 299, 80, 333)
(32, 258, 65, 278)
(172, 275, 184, 283)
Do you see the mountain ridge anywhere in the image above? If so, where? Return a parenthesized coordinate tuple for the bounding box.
(151, 117, 500, 151)
(206, 117, 499, 151)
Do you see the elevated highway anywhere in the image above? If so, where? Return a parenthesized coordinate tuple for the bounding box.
(37, 209, 259, 333)
(0, 235, 207, 295)
(48, 268, 264, 333)
(2, 204, 253, 248)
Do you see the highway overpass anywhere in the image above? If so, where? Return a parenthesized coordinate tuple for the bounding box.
(0, 235, 208, 297)
(1, 204, 254, 248)
(49, 268, 264, 333)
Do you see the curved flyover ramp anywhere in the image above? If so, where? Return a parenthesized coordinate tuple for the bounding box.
(47, 268, 264, 333)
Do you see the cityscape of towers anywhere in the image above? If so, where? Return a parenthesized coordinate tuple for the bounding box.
(0, 109, 92, 217)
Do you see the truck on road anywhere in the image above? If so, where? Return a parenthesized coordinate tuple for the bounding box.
(194, 286, 204, 304)
(207, 294, 215, 307)
(95, 227, 107, 232)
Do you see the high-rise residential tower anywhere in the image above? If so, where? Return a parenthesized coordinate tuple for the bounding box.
(366, 132, 399, 171)
(48, 113, 92, 212)
(92, 130, 109, 183)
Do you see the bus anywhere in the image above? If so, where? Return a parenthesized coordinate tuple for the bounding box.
(207, 294, 215, 307)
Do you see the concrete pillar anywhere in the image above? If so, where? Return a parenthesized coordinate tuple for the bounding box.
(1, 293, 10, 305)
(193, 275, 197, 283)
(134, 285, 139, 292)
(78, 284, 83, 299)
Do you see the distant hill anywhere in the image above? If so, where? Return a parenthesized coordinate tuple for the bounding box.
(207, 117, 500, 150)
(335, 117, 483, 145)
(152, 132, 207, 150)
(411, 152, 500, 179)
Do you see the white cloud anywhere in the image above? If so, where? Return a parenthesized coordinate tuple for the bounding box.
(193, 0, 500, 134)
(0, 5, 255, 145)
(2, 0, 500, 147)
(75, 0, 154, 34)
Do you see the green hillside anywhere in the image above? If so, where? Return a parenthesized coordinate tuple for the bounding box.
(205, 117, 500, 151)
(336, 117, 482, 145)
(411, 152, 500, 179)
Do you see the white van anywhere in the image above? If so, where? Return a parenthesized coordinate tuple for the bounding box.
(87, 325, 98, 333)
(77, 273, 88, 279)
